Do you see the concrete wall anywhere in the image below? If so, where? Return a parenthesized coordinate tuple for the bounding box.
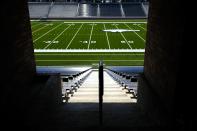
(1, 1, 63, 129)
(144, 0, 183, 113)
(1, 0, 36, 128)
(1, 0, 36, 125)
(137, 0, 193, 129)
(24, 74, 63, 128)
(2, 0, 36, 85)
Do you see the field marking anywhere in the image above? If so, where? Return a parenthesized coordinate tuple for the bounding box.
(31, 22, 43, 28)
(44, 25, 72, 49)
(33, 23, 64, 43)
(114, 25, 132, 49)
(35, 54, 144, 56)
(36, 60, 144, 61)
(34, 49, 145, 52)
(124, 23, 145, 42)
(32, 25, 48, 34)
(103, 23, 110, 49)
(66, 23, 84, 49)
(88, 23, 95, 49)
(38, 21, 147, 23)
(136, 24, 147, 31)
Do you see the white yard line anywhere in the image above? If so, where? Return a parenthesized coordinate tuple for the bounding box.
(33, 23, 64, 43)
(66, 23, 84, 49)
(37, 60, 144, 61)
(88, 23, 95, 49)
(136, 24, 147, 31)
(30, 20, 147, 23)
(35, 54, 144, 56)
(103, 23, 110, 49)
(34, 49, 145, 52)
(32, 25, 48, 34)
(124, 23, 145, 42)
(44, 25, 71, 49)
(51, 21, 147, 23)
(114, 25, 132, 49)
(31, 22, 43, 28)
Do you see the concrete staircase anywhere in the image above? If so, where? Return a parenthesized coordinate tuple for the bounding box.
(25, 70, 158, 130)
(68, 70, 99, 103)
(69, 70, 136, 103)
(50, 70, 156, 128)
(103, 71, 136, 103)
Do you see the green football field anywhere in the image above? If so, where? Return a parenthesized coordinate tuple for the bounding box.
(32, 19, 147, 66)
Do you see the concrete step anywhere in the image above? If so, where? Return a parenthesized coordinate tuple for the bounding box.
(68, 71, 134, 103)
(26, 71, 159, 129)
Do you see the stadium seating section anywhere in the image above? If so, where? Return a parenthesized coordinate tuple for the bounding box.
(28, 1, 148, 19)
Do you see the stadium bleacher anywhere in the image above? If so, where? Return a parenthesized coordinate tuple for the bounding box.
(28, 2, 51, 19)
(105, 68, 138, 97)
(48, 2, 78, 18)
(28, 1, 148, 19)
(61, 69, 92, 103)
(122, 3, 146, 17)
(78, 3, 98, 17)
(100, 4, 122, 17)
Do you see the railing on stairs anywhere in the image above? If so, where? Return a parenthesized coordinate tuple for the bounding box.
(99, 60, 104, 125)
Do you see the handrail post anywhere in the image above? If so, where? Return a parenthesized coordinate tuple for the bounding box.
(99, 60, 104, 125)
